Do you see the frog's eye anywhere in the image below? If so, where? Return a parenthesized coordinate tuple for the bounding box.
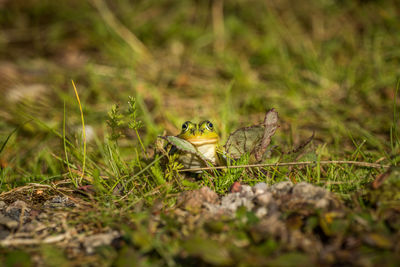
(182, 121, 190, 132)
(205, 121, 214, 131)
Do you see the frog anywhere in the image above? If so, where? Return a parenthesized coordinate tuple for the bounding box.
(174, 120, 221, 170)
(164, 109, 279, 172)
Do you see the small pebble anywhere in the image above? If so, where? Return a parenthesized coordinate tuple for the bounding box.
(255, 192, 273, 206)
(221, 193, 254, 213)
(0, 214, 19, 229)
(268, 181, 293, 196)
(240, 185, 254, 198)
(43, 196, 75, 208)
(255, 207, 268, 218)
(315, 198, 330, 209)
(252, 182, 268, 195)
(292, 182, 326, 200)
(6, 200, 30, 221)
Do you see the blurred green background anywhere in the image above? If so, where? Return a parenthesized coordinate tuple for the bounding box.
(0, 0, 399, 187)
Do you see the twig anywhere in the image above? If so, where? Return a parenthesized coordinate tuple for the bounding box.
(0, 185, 34, 197)
(0, 233, 68, 246)
(17, 203, 26, 232)
(178, 160, 391, 172)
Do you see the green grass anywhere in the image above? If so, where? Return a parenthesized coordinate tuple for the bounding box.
(0, 0, 399, 265)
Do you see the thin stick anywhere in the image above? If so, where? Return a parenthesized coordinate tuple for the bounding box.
(178, 160, 391, 172)
(0, 234, 68, 246)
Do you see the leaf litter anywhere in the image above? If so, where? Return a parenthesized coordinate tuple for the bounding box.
(0, 183, 121, 265)
(1, 169, 399, 265)
(165, 180, 399, 265)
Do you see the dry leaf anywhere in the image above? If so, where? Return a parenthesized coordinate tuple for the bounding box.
(224, 109, 279, 162)
(253, 109, 279, 162)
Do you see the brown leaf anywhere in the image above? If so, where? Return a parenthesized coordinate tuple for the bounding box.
(253, 109, 279, 162)
(224, 109, 279, 162)
(224, 125, 265, 160)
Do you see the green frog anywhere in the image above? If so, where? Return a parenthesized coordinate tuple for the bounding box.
(175, 120, 221, 170)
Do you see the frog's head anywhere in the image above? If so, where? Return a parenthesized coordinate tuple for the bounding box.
(178, 120, 218, 146)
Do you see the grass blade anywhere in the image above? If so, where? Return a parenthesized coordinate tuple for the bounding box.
(63, 100, 77, 187)
(71, 80, 86, 185)
(0, 127, 18, 156)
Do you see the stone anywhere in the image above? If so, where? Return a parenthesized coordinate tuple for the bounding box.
(255, 192, 273, 206)
(315, 198, 330, 209)
(221, 193, 254, 213)
(292, 182, 327, 200)
(0, 214, 18, 229)
(268, 181, 293, 197)
(252, 182, 268, 195)
(5, 200, 30, 221)
(254, 207, 267, 218)
(239, 185, 254, 198)
(43, 196, 76, 209)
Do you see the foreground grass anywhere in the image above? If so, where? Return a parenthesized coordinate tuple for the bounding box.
(0, 0, 399, 265)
